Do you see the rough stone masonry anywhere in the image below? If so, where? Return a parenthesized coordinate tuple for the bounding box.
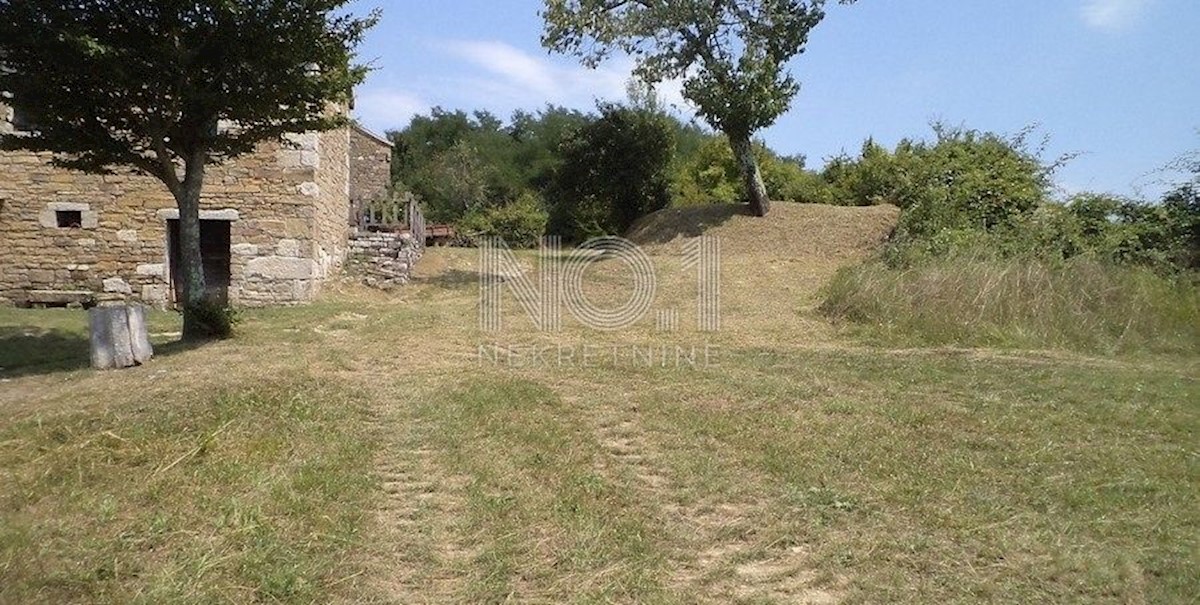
(0, 102, 394, 308)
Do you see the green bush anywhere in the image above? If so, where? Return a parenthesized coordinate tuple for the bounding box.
(823, 138, 908, 206)
(670, 135, 833, 205)
(820, 255, 1200, 355)
(1162, 182, 1200, 269)
(670, 137, 741, 206)
(547, 103, 675, 240)
(183, 299, 239, 340)
(457, 193, 549, 248)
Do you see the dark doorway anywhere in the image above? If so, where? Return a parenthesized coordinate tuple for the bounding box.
(167, 219, 232, 306)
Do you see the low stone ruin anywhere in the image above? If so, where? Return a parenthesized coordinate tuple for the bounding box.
(346, 231, 422, 288)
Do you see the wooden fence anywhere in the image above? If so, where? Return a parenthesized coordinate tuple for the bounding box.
(353, 193, 425, 248)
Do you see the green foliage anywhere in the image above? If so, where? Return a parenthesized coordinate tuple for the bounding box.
(0, 0, 375, 339)
(542, 0, 858, 211)
(821, 255, 1200, 355)
(183, 299, 240, 341)
(542, 0, 853, 136)
(390, 106, 590, 224)
(818, 127, 1199, 275)
(822, 138, 908, 206)
(670, 138, 742, 205)
(820, 131, 1200, 354)
(421, 141, 493, 222)
(670, 136, 831, 205)
(0, 0, 374, 174)
(547, 103, 676, 240)
(457, 193, 549, 249)
(1161, 180, 1200, 270)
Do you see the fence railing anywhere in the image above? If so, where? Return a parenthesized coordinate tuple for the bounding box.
(353, 192, 425, 249)
(406, 196, 426, 250)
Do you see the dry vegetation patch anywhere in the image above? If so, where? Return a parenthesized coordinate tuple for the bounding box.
(2, 203, 1196, 604)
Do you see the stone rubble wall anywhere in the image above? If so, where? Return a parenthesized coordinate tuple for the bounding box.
(347, 231, 421, 288)
(0, 102, 366, 308)
(349, 125, 393, 210)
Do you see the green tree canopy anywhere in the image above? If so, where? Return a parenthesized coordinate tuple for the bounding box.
(542, 0, 856, 216)
(547, 103, 675, 240)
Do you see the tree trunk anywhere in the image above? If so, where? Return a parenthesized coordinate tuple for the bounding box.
(727, 131, 771, 217)
(176, 153, 209, 340)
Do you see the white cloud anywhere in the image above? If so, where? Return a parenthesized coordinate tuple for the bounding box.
(442, 39, 691, 115)
(352, 40, 693, 133)
(445, 40, 564, 98)
(1081, 0, 1151, 30)
(353, 90, 428, 132)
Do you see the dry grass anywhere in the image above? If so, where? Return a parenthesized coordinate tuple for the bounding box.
(1, 202, 1197, 604)
(821, 255, 1200, 355)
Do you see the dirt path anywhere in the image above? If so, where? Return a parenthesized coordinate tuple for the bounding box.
(357, 204, 899, 603)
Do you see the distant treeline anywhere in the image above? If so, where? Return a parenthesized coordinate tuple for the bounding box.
(384, 100, 830, 245)
(385, 104, 1197, 275)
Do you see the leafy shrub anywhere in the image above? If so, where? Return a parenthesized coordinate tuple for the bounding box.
(670, 137, 741, 206)
(183, 299, 239, 340)
(823, 138, 908, 206)
(547, 103, 675, 240)
(457, 193, 549, 248)
(670, 135, 834, 205)
(1159, 182, 1199, 270)
(820, 255, 1200, 355)
(829, 126, 1051, 219)
(391, 106, 591, 224)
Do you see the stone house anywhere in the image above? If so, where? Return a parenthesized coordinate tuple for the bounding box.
(0, 103, 393, 308)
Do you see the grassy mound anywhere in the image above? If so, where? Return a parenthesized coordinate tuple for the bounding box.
(821, 256, 1200, 355)
(627, 202, 900, 257)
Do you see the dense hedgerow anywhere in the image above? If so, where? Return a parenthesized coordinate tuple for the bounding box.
(820, 127, 1200, 354)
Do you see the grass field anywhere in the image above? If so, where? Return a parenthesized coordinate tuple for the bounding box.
(1, 203, 1197, 604)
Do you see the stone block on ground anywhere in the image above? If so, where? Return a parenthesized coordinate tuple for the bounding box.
(89, 304, 155, 370)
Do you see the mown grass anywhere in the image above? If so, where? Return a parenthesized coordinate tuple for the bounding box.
(403, 348, 1198, 603)
(0, 374, 376, 604)
(0, 307, 181, 378)
(645, 347, 1199, 602)
(418, 378, 667, 603)
(820, 256, 1200, 355)
(2, 227, 1198, 603)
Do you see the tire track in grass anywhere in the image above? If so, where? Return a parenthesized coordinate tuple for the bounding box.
(368, 398, 478, 604)
(575, 385, 839, 604)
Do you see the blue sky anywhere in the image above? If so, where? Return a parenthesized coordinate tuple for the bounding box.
(346, 0, 1199, 199)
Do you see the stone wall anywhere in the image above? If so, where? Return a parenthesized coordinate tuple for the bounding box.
(348, 124, 393, 211)
(347, 231, 420, 288)
(349, 125, 393, 208)
(0, 102, 356, 308)
(310, 126, 353, 293)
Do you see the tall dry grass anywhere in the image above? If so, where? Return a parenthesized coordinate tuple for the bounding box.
(820, 256, 1200, 355)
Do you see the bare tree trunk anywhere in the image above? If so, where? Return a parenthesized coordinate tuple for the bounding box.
(728, 131, 770, 217)
(176, 152, 209, 340)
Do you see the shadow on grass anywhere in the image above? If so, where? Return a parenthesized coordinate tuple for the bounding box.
(412, 268, 489, 290)
(625, 203, 749, 245)
(0, 326, 204, 380)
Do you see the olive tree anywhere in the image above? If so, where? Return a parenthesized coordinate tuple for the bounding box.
(0, 0, 376, 338)
(542, 0, 856, 217)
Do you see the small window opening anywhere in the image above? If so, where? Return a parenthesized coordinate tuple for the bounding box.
(11, 106, 39, 132)
(56, 210, 82, 228)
